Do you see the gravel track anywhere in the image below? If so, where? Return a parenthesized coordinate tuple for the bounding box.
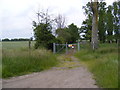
(2, 54, 98, 88)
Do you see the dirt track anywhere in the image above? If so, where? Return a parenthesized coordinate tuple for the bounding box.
(2, 55, 98, 88)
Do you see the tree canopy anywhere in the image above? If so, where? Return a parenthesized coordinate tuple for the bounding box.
(56, 23, 80, 43)
(80, 1, 120, 44)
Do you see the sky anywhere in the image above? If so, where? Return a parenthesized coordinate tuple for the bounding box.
(0, 0, 116, 39)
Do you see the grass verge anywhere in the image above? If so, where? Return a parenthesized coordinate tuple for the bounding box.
(75, 43, 118, 88)
(2, 48, 58, 78)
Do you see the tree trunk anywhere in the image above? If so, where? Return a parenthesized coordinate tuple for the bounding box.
(91, 1, 99, 50)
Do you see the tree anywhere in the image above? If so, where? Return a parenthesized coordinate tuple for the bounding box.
(2, 38, 10, 41)
(81, 0, 119, 44)
(67, 23, 80, 43)
(56, 28, 71, 43)
(80, 2, 93, 41)
(106, 5, 114, 43)
(56, 23, 79, 43)
(80, 18, 92, 41)
(54, 14, 67, 37)
(118, 1, 120, 39)
(91, 0, 99, 50)
(36, 9, 53, 25)
(34, 23, 57, 49)
(113, 1, 119, 43)
(55, 14, 66, 29)
(82, 2, 93, 17)
(98, 1, 107, 43)
(33, 9, 59, 50)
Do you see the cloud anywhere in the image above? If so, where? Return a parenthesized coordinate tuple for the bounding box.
(0, 0, 115, 39)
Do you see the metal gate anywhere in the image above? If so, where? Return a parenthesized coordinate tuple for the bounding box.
(53, 42, 80, 54)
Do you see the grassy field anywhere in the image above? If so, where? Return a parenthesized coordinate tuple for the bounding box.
(2, 41, 58, 78)
(75, 43, 118, 88)
(2, 41, 35, 50)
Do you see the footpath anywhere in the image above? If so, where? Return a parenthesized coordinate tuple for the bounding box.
(2, 52, 98, 88)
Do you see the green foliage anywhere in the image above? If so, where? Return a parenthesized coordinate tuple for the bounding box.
(80, 18, 92, 41)
(67, 23, 80, 43)
(98, 2, 106, 43)
(33, 9, 60, 50)
(106, 5, 114, 43)
(113, 1, 120, 43)
(81, 1, 120, 43)
(75, 43, 118, 88)
(56, 23, 79, 43)
(80, 2, 93, 41)
(34, 23, 58, 50)
(2, 38, 10, 41)
(82, 2, 93, 16)
(56, 28, 71, 43)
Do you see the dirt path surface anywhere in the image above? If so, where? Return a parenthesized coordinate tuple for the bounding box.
(2, 54, 98, 88)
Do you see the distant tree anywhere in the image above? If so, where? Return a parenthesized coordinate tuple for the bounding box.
(2, 38, 10, 41)
(2, 38, 30, 41)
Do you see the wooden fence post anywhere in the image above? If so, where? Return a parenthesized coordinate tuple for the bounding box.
(78, 41, 80, 51)
(53, 43, 56, 53)
(29, 39, 31, 49)
(66, 42, 68, 54)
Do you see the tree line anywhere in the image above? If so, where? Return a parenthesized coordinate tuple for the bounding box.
(2, 38, 32, 41)
(80, 1, 120, 44)
(33, 0, 119, 50)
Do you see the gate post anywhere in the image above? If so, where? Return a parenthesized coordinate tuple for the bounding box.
(29, 39, 31, 49)
(66, 42, 68, 54)
(78, 41, 80, 51)
(53, 43, 56, 53)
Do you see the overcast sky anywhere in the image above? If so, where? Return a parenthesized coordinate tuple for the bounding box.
(0, 0, 116, 39)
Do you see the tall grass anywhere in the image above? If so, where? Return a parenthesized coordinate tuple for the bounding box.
(75, 43, 118, 88)
(2, 41, 58, 78)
